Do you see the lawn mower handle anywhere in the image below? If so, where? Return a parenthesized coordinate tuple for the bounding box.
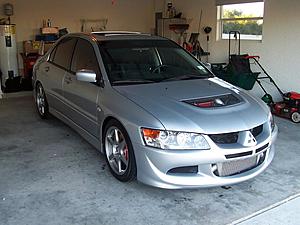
(244, 55, 260, 59)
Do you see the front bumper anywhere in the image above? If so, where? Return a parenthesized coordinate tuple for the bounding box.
(134, 125, 278, 189)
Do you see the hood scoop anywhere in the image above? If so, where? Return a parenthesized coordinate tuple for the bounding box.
(183, 94, 242, 108)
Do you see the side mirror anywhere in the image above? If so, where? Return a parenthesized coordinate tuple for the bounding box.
(76, 69, 97, 83)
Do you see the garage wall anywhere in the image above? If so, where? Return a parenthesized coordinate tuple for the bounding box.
(1, 0, 154, 40)
(155, 0, 300, 99)
(0, 0, 155, 73)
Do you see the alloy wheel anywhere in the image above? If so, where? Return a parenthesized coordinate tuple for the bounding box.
(36, 85, 46, 116)
(105, 126, 129, 175)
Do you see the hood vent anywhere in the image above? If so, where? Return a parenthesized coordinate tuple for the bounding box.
(183, 94, 241, 108)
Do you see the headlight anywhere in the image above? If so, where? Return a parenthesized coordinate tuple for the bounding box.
(141, 128, 210, 150)
(269, 113, 275, 132)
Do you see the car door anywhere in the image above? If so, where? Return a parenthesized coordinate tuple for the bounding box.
(41, 37, 77, 113)
(62, 38, 101, 138)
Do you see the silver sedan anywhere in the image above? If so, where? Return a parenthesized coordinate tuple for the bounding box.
(33, 32, 278, 189)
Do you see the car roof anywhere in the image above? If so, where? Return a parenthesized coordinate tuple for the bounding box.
(67, 31, 167, 42)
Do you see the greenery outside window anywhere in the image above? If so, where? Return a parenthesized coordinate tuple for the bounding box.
(218, 2, 264, 40)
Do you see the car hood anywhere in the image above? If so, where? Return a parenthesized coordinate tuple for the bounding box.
(113, 78, 270, 134)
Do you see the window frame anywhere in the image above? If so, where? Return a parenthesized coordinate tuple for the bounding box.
(48, 46, 57, 62)
(217, 3, 264, 41)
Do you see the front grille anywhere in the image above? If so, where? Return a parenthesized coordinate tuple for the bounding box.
(214, 156, 258, 177)
(209, 132, 239, 144)
(255, 143, 269, 153)
(225, 151, 252, 159)
(251, 125, 263, 137)
(209, 124, 264, 145)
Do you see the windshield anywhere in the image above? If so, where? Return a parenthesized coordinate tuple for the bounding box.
(99, 40, 213, 85)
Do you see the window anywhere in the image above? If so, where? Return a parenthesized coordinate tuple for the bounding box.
(158, 48, 198, 72)
(71, 39, 101, 77)
(99, 40, 211, 85)
(52, 38, 76, 69)
(218, 2, 264, 40)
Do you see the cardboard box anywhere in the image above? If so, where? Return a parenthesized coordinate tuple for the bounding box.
(23, 40, 55, 56)
(23, 40, 40, 55)
(41, 27, 59, 34)
(44, 42, 54, 53)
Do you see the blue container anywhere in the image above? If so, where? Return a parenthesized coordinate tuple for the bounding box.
(35, 34, 58, 41)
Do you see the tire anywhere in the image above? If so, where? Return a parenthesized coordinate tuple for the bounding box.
(291, 111, 300, 123)
(35, 83, 49, 119)
(103, 119, 137, 182)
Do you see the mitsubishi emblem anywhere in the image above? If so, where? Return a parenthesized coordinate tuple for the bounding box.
(247, 132, 256, 145)
(239, 131, 257, 147)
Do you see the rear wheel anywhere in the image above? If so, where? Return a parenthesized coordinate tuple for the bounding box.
(35, 83, 49, 119)
(103, 120, 137, 182)
(291, 111, 300, 123)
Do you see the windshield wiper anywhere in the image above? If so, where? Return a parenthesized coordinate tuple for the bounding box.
(112, 79, 155, 85)
(158, 74, 209, 82)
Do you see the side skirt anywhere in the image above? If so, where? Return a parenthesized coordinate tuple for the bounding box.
(49, 107, 102, 152)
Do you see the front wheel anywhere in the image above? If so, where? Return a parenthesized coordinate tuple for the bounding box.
(291, 111, 300, 123)
(35, 83, 49, 119)
(103, 120, 137, 182)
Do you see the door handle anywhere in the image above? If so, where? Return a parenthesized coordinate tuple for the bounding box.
(44, 66, 50, 72)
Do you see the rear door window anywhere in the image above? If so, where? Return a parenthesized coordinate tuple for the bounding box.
(52, 38, 77, 70)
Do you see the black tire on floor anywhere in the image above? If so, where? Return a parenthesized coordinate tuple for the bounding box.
(35, 83, 49, 119)
(103, 119, 137, 182)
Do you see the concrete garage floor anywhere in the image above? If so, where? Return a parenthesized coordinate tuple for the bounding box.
(0, 95, 299, 225)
